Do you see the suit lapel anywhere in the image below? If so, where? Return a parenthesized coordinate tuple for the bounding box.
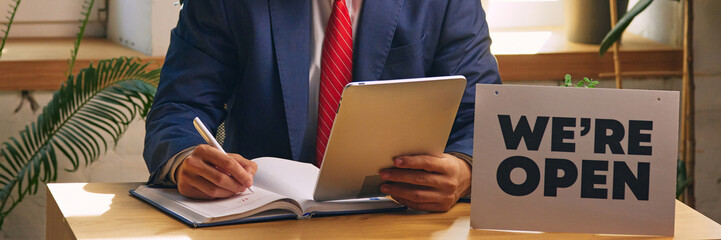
(269, 0, 311, 160)
(353, 0, 404, 81)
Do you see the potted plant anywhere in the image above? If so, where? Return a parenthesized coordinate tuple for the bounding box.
(0, 0, 162, 228)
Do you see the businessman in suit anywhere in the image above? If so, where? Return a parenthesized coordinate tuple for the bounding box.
(143, 0, 501, 212)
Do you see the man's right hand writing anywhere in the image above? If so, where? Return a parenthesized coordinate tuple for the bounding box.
(175, 144, 257, 199)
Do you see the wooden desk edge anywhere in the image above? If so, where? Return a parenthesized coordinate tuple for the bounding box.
(46, 186, 77, 240)
(46, 182, 721, 240)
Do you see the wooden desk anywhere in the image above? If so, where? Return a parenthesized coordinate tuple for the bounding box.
(47, 182, 721, 240)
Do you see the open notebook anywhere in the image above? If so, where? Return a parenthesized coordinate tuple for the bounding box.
(131, 157, 404, 227)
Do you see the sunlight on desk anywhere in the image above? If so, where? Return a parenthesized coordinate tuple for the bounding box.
(83, 236, 192, 240)
(490, 31, 552, 55)
(430, 216, 471, 239)
(47, 183, 721, 239)
(484, 229, 545, 234)
(53, 183, 113, 218)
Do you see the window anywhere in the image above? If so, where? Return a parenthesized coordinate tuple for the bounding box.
(484, 0, 564, 30)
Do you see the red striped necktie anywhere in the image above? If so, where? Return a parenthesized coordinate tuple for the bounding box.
(316, 0, 353, 167)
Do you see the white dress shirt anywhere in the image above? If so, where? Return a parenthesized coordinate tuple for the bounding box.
(156, 0, 364, 185)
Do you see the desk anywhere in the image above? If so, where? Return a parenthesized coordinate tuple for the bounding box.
(47, 182, 721, 240)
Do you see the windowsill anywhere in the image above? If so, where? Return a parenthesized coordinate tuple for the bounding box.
(0, 29, 682, 90)
(0, 38, 164, 90)
(490, 27, 683, 81)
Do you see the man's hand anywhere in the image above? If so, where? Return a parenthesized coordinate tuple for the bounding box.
(380, 153, 471, 212)
(175, 144, 258, 199)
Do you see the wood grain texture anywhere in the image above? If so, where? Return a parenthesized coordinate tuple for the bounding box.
(2, 31, 680, 90)
(491, 28, 682, 82)
(496, 50, 682, 82)
(0, 38, 163, 90)
(1, 38, 151, 61)
(46, 182, 721, 240)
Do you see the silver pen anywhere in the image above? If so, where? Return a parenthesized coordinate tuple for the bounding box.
(192, 117, 254, 193)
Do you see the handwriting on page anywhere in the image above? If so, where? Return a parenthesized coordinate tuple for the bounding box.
(495, 115, 652, 200)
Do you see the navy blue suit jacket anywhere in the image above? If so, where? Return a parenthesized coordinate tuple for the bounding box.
(143, 0, 501, 182)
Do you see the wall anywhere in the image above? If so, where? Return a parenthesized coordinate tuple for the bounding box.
(626, 0, 683, 46)
(0, 0, 105, 38)
(485, 0, 564, 29)
(107, 0, 179, 56)
(689, 0, 721, 223)
(106, 0, 152, 55)
(0, 0, 178, 55)
(150, 0, 179, 56)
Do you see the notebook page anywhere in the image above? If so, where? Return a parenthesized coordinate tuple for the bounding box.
(299, 196, 401, 214)
(135, 185, 290, 219)
(252, 157, 402, 213)
(252, 157, 318, 201)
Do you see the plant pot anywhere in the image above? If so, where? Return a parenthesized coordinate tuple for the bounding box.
(564, 0, 629, 44)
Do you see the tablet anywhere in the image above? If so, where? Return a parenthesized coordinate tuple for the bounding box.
(313, 75, 467, 201)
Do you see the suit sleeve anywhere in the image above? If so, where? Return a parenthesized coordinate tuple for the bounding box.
(143, 0, 240, 185)
(431, 0, 502, 161)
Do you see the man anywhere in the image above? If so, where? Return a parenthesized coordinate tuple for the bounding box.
(143, 0, 501, 212)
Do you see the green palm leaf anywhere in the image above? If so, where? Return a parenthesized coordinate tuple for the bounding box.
(0, 57, 160, 228)
(599, 0, 681, 56)
(600, 0, 655, 56)
(677, 159, 688, 199)
(67, 0, 95, 77)
(0, 0, 22, 59)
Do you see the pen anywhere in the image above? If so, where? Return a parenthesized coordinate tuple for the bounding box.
(192, 117, 254, 193)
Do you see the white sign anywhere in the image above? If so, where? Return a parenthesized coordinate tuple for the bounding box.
(471, 85, 678, 236)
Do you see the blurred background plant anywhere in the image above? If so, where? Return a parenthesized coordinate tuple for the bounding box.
(0, 0, 161, 228)
(599, 0, 680, 56)
(0, 0, 19, 60)
(561, 74, 599, 88)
